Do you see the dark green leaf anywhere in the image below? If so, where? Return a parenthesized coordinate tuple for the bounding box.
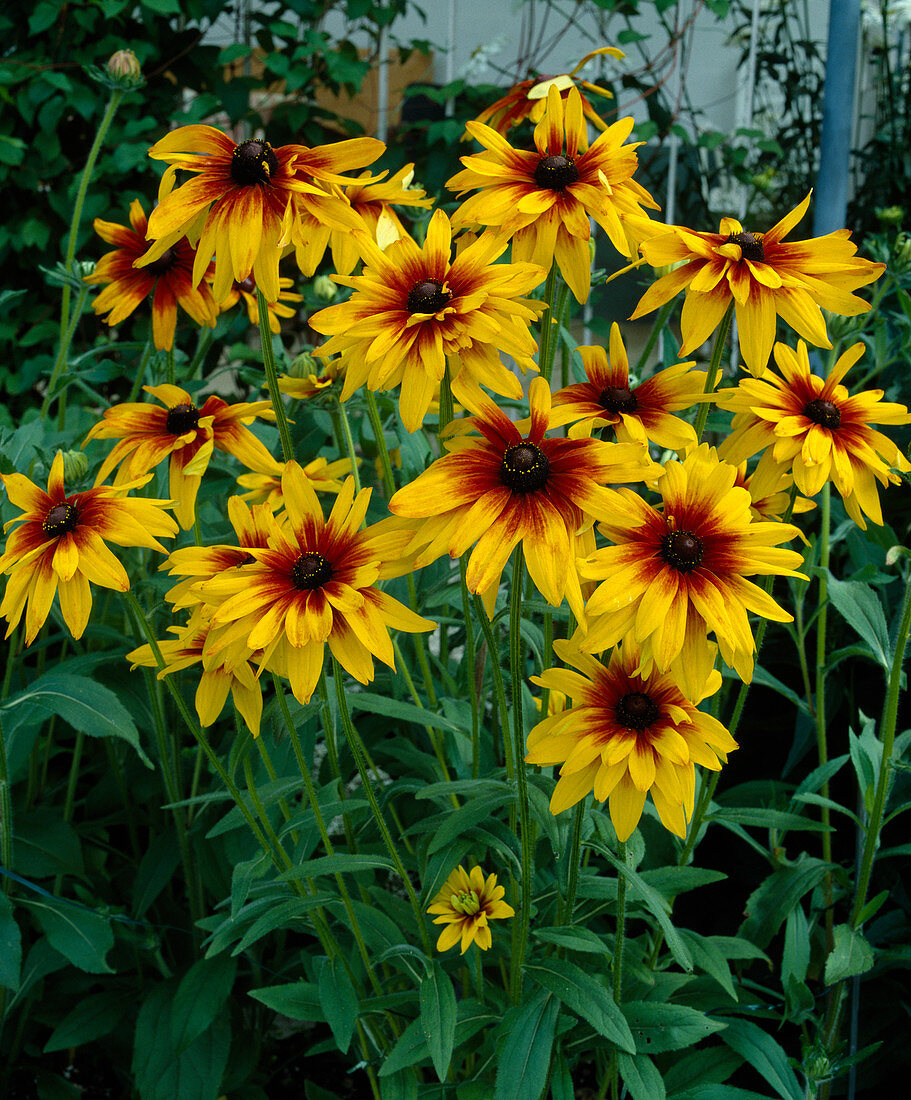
(420, 960, 457, 1080)
(347, 691, 461, 733)
(824, 924, 874, 985)
(29, 899, 114, 974)
(531, 926, 611, 955)
(494, 989, 558, 1100)
(279, 854, 395, 880)
(721, 1018, 803, 1100)
(826, 573, 890, 670)
(707, 807, 829, 832)
(525, 958, 635, 1051)
(618, 1052, 666, 1100)
(621, 1002, 725, 1054)
(318, 955, 360, 1054)
(740, 857, 830, 949)
(0, 893, 22, 991)
(171, 955, 237, 1053)
(44, 991, 126, 1052)
(380, 998, 494, 1077)
(427, 791, 514, 855)
(677, 931, 737, 1000)
(248, 981, 325, 1022)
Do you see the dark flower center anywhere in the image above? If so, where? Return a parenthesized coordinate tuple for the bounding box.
(501, 442, 550, 493)
(145, 248, 176, 277)
(43, 502, 79, 537)
(803, 398, 841, 429)
(616, 691, 659, 731)
(534, 154, 579, 191)
(661, 529, 704, 573)
(231, 139, 278, 186)
(725, 231, 764, 263)
(292, 551, 333, 590)
(599, 385, 638, 414)
(166, 403, 200, 435)
(236, 276, 257, 294)
(407, 280, 451, 314)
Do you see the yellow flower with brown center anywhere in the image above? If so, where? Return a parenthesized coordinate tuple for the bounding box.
(83, 384, 281, 529)
(468, 47, 624, 138)
(448, 85, 659, 303)
(389, 377, 660, 618)
(0, 452, 177, 645)
(138, 125, 383, 303)
(527, 639, 737, 840)
(197, 466, 434, 705)
(717, 340, 911, 529)
(235, 457, 356, 512)
(578, 444, 806, 691)
(630, 193, 886, 374)
(550, 323, 708, 449)
(84, 198, 217, 351)
(426, 865, 514, 953)
(309, 209, 546, 432)
(217, 274, 303, 334)
(126, 607, 263, 737)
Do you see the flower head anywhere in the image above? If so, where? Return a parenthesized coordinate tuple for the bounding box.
(527, 639, 736, 840)
(448, 85, 659, 303)
(718, 341, 911, 528)
(578, 445, 806, 690)
(84, 198, 217, 351)
(83, 384, 280, 529)
(310, 209, 546, 431)
(550, 323, 708, 448)
(138, 125, 383, 302)
(0, 452, 177, 644)
(236, 457, 355, 511)
(218, 274, 303, 334)
(630, 193, 886, 374)
(389, 377, 660, 618)
(427, 865, 514, 953)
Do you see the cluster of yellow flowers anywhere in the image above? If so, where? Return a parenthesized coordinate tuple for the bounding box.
(2, 56, 909, 955)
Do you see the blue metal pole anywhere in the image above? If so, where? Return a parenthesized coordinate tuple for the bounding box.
(814, 0, 862, 235)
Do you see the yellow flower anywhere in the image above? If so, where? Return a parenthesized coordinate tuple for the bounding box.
(235, 457, 356, 511)
(427, 865, 514, 953)
(217, 274, 303, 334)
(717, 340, 911, 528)
(0, 452, 177, 645)
(527, 638, 736, 840)
(630, 193, 886, 374)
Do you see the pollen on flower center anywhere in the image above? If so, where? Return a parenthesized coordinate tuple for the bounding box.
(292, 551, 333, 590)
(661, 529, 704, 572)
(43, 502, 79, 537)
(599, 385, 638, 414)
(804, 397, 842, 429)
(534, 154, 579, 191)
(501, 442, 550, 493)
(726, 231, 764, 263)
(166, 403, 200, 435)
(406, 280, 452, 314)
(615, 690, 659, 731)
(145, 248, 176, 277)
(230, 139, 278, 186)
(450, 890, 481, 916)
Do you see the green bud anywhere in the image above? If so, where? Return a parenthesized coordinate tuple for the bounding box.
(61, 450, 89, 484)
(287, 352, 319, 379)
(893, 232, 911, 270)
(877, 205, 904, 226)
(313, 275, 337, 302)
(107, 49, 143, 83)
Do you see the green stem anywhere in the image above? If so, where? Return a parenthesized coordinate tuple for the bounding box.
(391, 638, 456, 797)
(126, 341, 154, 403)
(334, 398, 362, 493)
(165, 345, 175, 386)
(44, 284, 89, 424)
(692, 301, 734, 443)
(0, 707, 13, 894)
(558, 800, 586, 927)
(459, 556, 481, 781)
(543, 282, 571, 385)
(610, 840, 628, 1100)
(815, 484, 834, 951)
(186, 327, 214, 382)
(439, 361, 454, 433)
(634, 297, 677, 374)
(509, 547, 533, 1004)
(536, 265, 559, 383)
(365, 389, 395, 498)
(331, 656, 432, 954)
(472, 593, 513, 781)
(473, 947, 485, 1005)
(256, 286, 294, 462)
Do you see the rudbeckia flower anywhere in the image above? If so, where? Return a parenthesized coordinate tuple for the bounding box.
(127, 607, 263, 737)
(468, 47, 624, 137)
(83, 384, 281, 529)
(84, 198, 217, 351)
(138, 125, 383, 302)
(717, 341, 911, 528)
(630, 193, 886, 374)
(527, 639, 737, 840)
(277, 359, 342, 401)
(197, 466, 435, 705)
(448, 85, 660, 303)
(426, 865, 514, 953)
(0, 452, 177, 645)
(578, 444, 806, 691)
(235, 457, 355, 511)
(389, 377, 660, 618)
(217, 274, 303, 334)
(550, 322, 708, 448)
(732, 459, 815, 527)
(309, 209, 546, 432)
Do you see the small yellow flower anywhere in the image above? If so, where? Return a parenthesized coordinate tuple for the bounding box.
(427, 866, 515, 953)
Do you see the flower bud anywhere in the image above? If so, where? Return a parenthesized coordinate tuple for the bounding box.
(61, 450, 89, 484)
(107, 49, 142, 83)
(893, 232, 911, 271)
(287, 352, 320, 379)
(877, 205, 904, 226)
(312, 275, 337, 302)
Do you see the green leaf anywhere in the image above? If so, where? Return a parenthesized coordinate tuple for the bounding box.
(677, 931, 737, 1001)
(618, 1052, 666, 1100)
(707, 807, 829, 832)
(427, 791, 514, 855)
(12, 809, 84, 879)
(279, 854, 395, 880)
(721, 1018, 803, 1100)
(248, 981, 325, 1022)
(531, 926, 612, 955)
(0, 893, 22, 991)
(494, 989, 558, 1100)
(855, 889, 889, 926)
(347, 691, 462, 733)
(824, 924, 875, 985)
(420, 960, 457, 1080)
(621, 1002, 725, 1053)
(525, 958, 635, 1051)
(2, 673, 151, 766)
(171, 955, 237, 1053)
(133, 832, 181, 918)
(44, 991, 126, 1052)
(740, 857, 830, 949)
(380, 998, 494, 1077)
(826, 572, 891, 670)
(318, 956, 360, 1054)
(28, 898, 114, 974)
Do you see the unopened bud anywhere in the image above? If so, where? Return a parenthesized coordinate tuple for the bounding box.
(877, 205, 904, 226)
(61, 450, 89, 483)
(313, 275, 337, 302)
(106, 49, 143, 85)
(287, 352, 319, 379)
(893, 232, 911, 270)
